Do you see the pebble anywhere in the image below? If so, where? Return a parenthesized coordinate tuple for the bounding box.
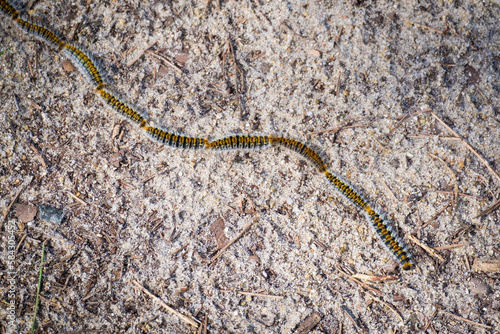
(469, 278, 492, 295)
(39, 204, 64, 224)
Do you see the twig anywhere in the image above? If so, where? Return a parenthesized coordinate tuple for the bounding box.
(432, 113, 500, 183)
(29, 143, 47, 168)
(131, 279, 200, 327)
(31, 242, 46, 334)
(341, 306, 361, 333)
(67, 192, 87, 206)
(308, 124, 366, 136)
(238, 291, 284, 299)
(335, 266, 383, 295)
(146, 50, 183, 75)
(370, 295, 404, 323)
(2, 177, 32, 227)
(388, 107, 432, 138)
(429, 153, 459, 209)
(438, 308, 492, 329)
(434, 243, 468, 251)
(474, 197, 500, 218)
(413, 22, 447, 35)
(407, 234, 445, 262)
(429, 191, 487, 201)
(127, 40, 158, 67)
(421, 199, 452, 228)
(406, 134, 461, 141)
(210, 220, 254, 264)
(351, 274, 398, 283)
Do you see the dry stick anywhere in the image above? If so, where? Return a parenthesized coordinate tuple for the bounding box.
(210, 220, 254, 264)
(429, 153, 459, 209)
(413, 22, 447, 35)
(407, 234, 445, 262)
(369, 294, 404, 323)
(228, 38, 246, 120)
(341, 306, 361, 333)
(474, 197, 500, 218)
(238, 291, 284, 300)
(351, 274, 398, 282)
(146, 50, 183, 75)
(430, 191, 487, 202)
(432, 112, 500, 183)
(438, 309, 492, 329)
(67, 192, 87, 206)
(407, 134, 461, 141)
(335, 266, 384, 296)
(308, 124, 366, 136)
(422, 199, 452, 228)
(131, 279, 200, 327)
(434, 243, 468, 251)
(1, 177, 32, 227)
(388, 107, 432, 138)
(127, 40, 158, 67)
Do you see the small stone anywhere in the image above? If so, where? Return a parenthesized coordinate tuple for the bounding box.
(109, 152, 125, 168)
(39, 204, 64, 224)
(13, 203, 38, 223)
(62, 60, 75, 72)
(470, 278, 492, 295)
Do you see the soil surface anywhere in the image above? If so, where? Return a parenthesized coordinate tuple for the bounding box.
(1, 0, 499, 333)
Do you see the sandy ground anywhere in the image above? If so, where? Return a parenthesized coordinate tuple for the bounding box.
(1, 0, 499, 333)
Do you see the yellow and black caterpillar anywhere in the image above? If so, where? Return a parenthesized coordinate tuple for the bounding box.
(1, 0, 413, 270)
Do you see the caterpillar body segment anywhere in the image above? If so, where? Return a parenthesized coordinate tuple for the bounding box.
(208, 135, 271, 150)
(64, 44, 105, 90)
(364, 206, 413, 270)
(14, 18, 66, 49)
(0, 0, 18, 18)
(145, 126, 208, 149)
(324, 171, 367, 210)
(270, 136, 327, 172)
(98, 89, 147, 127)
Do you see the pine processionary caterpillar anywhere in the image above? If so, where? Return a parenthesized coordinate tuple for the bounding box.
(208, 135, 271, 150)
(324, 170, 413, 270)
(98, 89, 147, 128)
(145, 126, 208, 149)
(3, 0, 415, 271)
(364, 206, 412, 270)
(14, 18, 66, 50)
(324, 171, 368, 210)
(64, 44, 105, 90)
(0, 0, 18, 19)
(270, 137, 327, 173)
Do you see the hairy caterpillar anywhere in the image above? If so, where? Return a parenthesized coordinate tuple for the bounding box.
(324, 171, 412, 269)
(270, 137, 327, 173)
(64, 44, 105, 90)
(98, 89, 147, 128)
(2, 0, 414, 270)
(0, 0, 18, 19)
(14, 18, 66, 50)
(145, 126, 208, 149)
(208, 135, 271, 150)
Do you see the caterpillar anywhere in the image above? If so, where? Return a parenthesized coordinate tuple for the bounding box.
(145, 126, 208, 149)
(2, 0, 413, 270)
(208, 135, 271, 150)
(0, 0, 18, 19)
(270, 137, 327, 173)
(324, 171, 412, 269)
(364, 206, 412, 270)
(98, 89, 147, 128)
(64, 44, 106, 90)
(14, 18, 66, 50)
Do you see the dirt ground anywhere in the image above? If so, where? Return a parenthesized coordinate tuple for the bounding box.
(1, 0, 499, 333)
